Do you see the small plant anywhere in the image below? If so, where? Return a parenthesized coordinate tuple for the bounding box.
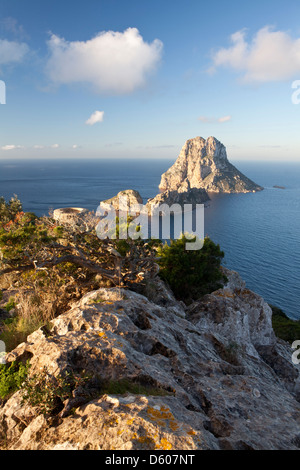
(115, 239, 131, 256)
(0, 360, 30, 400)
(270, 305, 300, 344)
(21, 367, 89, 415)
(53, 225, 64, 237)
(4, 297, 16, 312)
(97, 378, 173, 397)
(89, 296, 106, 304)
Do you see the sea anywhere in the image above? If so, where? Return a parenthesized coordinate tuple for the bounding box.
(0, 158, 299, 320)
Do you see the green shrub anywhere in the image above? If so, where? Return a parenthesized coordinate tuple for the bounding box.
(53, 226, 64, 237)
(271, 305, 300, 343)
(5, 297, 16, 312)
(0, 214, 54, 264)
(115, 239, 131, 256)
(98, 378, 172, 397)
(21, 367, 89, 415)
(0, 361, 30, 400)
(0, 195, 22, 225)
(157, 235, 226, 303)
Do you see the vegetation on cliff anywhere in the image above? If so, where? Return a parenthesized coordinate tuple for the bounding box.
(0, 195, 22, 226)
(0, 196, 227, 352)
(1, 195, 296, 354)
(0, 361, 29, 401)
(270, 305, 300, 343)
(157, 236, 226, 303)
(0, 197, 154, 349)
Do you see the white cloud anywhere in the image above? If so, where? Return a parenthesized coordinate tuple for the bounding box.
(198, 115, 231, 123)
(51, 144, 60, 148)
(218, 115, 231, 123)
(0, 39, 29, 65)
(86, 110, 104, 125)
(33, 145, 45, 149)
(45, 28, 163, 94)
(1, 144, 24, 151)
(211, 26, 300, 83)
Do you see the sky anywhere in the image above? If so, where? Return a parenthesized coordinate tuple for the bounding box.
(1, 0, 300, 161)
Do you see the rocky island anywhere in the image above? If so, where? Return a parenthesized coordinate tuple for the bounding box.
(91, 137, 262, 212)
(149, 136, 263, 207)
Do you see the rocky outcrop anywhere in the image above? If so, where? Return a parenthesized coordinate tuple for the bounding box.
(0, 270, 299, 450)
(100, 190, 144, 212)
(147, 187, 209, 209)
(158, 136, 263, 195)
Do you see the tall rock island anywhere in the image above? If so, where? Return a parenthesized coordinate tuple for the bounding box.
(159, 136, 263, 195)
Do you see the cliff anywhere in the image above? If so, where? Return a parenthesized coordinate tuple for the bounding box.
(158, 136, 263, 195)
(1, 269, 299, 450)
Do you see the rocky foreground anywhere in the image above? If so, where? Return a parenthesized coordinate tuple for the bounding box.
(0, 269, 299, 450)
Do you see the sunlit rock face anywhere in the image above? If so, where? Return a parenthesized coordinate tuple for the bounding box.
(1, 270, 300, 450)
(159, 136, 263, 194)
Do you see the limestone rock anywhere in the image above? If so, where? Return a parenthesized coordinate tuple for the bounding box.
(147, 187, 209, 208)
(1, 271, 299, 450)
(100, 190, 144, 212)
(159, 136, 263, 194)
(187, 268, 276, 359)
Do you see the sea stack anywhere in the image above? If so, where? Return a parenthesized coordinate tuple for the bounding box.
(159, 136, 263, 194)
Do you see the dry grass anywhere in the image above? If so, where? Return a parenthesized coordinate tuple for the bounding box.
(0, 289, 56, 352)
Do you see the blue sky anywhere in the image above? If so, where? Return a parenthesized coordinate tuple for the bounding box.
(1, 0, 300, 161)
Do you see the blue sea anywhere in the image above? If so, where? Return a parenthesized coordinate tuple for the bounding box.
(0, 158, 299, 320)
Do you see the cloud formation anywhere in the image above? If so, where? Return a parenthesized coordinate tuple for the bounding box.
(0, 17, 28, 40)
(1, 144, 24, 150)
(86, 110, 104, 125)
(198, 115, 231, 123)
(218, 115, 231, 123)
(211, 26, 300, 83)
(45, 28, 163, 94)
(0, 39, 29, 65)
